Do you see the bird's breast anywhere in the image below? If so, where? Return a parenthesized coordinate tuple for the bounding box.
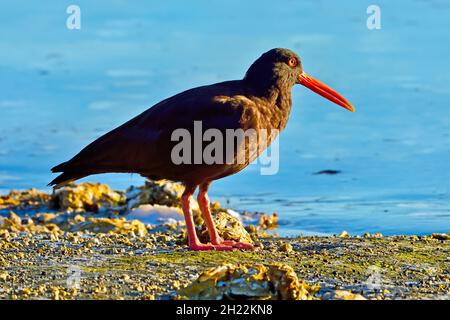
(240, 92, 292, 133)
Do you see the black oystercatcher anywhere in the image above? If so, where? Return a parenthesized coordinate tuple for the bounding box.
(50, 48, 354, 251)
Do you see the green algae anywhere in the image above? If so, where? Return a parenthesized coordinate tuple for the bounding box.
(96, 236, 449, 299)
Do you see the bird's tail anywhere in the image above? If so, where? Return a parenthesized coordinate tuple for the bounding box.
(48, 162, 90, 189)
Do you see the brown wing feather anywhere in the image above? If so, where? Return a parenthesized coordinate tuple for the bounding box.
(49, 80, 248, 187)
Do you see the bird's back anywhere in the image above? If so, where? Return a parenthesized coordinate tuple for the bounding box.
(50, 80, 290, 185)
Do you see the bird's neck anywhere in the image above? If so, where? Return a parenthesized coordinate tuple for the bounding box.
(250, 79, 292, 110)
(243, 79, 293, 132)
(271, 85, 293, 131)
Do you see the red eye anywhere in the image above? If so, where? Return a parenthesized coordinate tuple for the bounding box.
(288, 57, 297, 67)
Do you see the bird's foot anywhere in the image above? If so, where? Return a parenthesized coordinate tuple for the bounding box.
(212, 238, 254, 250)
(188, 242, 234, 251)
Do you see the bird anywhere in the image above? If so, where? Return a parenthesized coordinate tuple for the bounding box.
(49, 48, 354, 251)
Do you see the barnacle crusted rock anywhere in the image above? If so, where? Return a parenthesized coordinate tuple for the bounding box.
(52, 183, 126, 212)
(177, 263, 319, 300)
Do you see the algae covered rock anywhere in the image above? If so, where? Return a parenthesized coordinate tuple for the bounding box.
(126, 180, 184, 209)
(34, 213, 57, 223)
(338, 230, 350, 238)
(0, 211, 61, 234)
(258, 213, 278, 230)
(429, 233, 450, 240)
(0, 188, 51, 209)
(52, 183, 126, 212)
(198, 211, 253, 245)
(279, 242, 293, 253)
(177, 263, 319, 300)
(67, 217, 147, 236)
(363, 232, 383, 239)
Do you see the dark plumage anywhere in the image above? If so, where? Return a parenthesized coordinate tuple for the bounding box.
(50, 48, 354, 251)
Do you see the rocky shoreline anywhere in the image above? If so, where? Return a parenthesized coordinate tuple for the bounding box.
(1, 181, 449, 300)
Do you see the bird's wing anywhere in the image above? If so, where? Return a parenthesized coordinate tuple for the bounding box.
(50, 81, 251, 186)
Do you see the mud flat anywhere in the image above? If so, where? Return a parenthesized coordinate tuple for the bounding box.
(0, 182, 449, 300)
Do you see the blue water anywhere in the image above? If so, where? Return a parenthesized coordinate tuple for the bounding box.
(1, 0, 450, 235)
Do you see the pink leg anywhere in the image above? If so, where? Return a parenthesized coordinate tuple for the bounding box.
(181, 185, 233, 251)
(197, 182, 253, 250)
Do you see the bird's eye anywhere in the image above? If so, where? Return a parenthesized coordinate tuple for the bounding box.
(287, 57, 298, 68)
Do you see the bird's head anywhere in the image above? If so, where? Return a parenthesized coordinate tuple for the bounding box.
(245, 48, 354, 112)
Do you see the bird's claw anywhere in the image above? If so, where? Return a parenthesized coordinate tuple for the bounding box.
(188, 239, 254, 251)
(188, 242, 234, 251)
(212, 238, 254, 250)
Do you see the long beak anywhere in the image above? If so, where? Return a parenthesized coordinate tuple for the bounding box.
(298, 72, 355, 112)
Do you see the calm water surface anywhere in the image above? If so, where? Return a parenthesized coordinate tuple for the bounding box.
(1, 0, 450, 235)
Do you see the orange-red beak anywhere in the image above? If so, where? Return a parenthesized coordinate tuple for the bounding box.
(298, 72, 355, 112)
